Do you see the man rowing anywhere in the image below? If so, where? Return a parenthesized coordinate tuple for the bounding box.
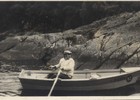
(47, 50, 75, 79)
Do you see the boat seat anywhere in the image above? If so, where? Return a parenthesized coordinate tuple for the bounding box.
(89, 73, 100, 79)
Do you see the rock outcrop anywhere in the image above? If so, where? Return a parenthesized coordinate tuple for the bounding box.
(1, 11, 140, 71)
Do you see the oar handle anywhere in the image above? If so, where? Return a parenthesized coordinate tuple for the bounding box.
(48, 69, 61, 96)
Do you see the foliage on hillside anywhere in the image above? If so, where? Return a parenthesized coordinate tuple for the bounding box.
(1, 2, 140, 34)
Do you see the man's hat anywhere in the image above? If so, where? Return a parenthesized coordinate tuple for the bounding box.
(64, 50, 72, 54)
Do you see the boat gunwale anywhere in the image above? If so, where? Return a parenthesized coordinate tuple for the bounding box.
(18, 70, 139, 82)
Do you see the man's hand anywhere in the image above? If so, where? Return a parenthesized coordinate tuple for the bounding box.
(60, 67, 64, 71)
(49, 65, 57, 70)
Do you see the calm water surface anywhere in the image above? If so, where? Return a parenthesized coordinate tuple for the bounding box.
(0, 72, 140, 96)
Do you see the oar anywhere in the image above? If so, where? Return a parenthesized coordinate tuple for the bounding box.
(48, 69, 61, 96)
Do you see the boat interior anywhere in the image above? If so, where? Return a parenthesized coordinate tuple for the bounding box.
(19, 68, 129, 80)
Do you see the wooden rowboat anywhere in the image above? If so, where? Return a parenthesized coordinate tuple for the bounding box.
(19, 67, 140, 91)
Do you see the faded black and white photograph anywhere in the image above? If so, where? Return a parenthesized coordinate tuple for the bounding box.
(1, 1, 140, 97)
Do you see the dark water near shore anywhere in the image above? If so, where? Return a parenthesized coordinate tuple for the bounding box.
(20, 85, 137, 96)
(0, 72, 140, 96)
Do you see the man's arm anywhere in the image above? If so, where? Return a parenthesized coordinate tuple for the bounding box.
(49, 58, 62, 69)
(54, 58, 63, 68)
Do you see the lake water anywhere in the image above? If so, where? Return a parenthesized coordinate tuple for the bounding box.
(0, 72, 140, 96)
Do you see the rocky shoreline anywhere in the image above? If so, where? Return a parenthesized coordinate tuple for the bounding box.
(0, 12, 140, 71)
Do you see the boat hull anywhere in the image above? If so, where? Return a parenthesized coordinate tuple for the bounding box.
(19, 70, 140, 91)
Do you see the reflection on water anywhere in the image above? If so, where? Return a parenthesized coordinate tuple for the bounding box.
(132, 81, 140, 95)
(20, 84, 136, 96)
